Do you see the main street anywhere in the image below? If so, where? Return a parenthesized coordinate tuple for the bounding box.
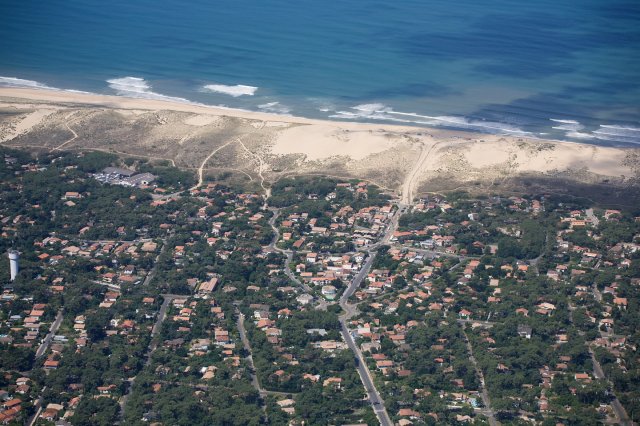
(336, 207, 406, 426)
(339, 323, 391, 425)
(35, 310, 64, 358)
(261, 198, 401, 424)
(338, 252, 392, 426)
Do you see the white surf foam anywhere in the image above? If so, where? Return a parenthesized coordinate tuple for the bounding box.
(388, 110, 531, 135)
(0, 76, 91, 94)
(331, 103, 530, 135)
(0, 76, 54, 89)
(550, 118, 584, 132)
(258, 101, 291, 115)
(594, 124, 640, 136)
(589, 125, 640, 144)
(353, 103, 392, 113)
(307, 98, 336, 113)
(552, 125, 580, 131)
(331, 103, 400, 121)
(107, 76, 193, 103)
(547, 122, 640, 143)
(202, 83, 258, 97)
(565, 131, 594, 139)
(550, 118, 580, 125)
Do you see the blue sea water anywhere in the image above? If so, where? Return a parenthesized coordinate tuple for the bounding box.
(1, 0, 639, 145)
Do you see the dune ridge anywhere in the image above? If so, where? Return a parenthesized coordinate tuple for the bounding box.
(1, 87, 638, 205)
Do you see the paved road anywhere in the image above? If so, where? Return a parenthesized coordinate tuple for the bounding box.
(282, 251, 314, 295)
(265, 207, 321, 307)
(391, 245, 472, 261)
(235, 309, 296, 400)
(591, 282, 603, 302)
(35, 310, 64, 358)
(143, 234, 173, 287)
(259, 198, 400, 424)
(91, 280, 122, 292)
(121, 294, 180, 418)
(266, 208, 281, 250)
(569, 304, 631, 425)
(589, 347, 632, 425)
(26, 386, 47, 426)
(461, 330, 498, 426)
(150, 294, 180, 340)
(333, 209, 404, 426)
(456, 319, 496, 328)
(340, 252, 376, 306)
(339, 323, 392, 425)
(585, 208, 600, 227)
(339, 251, 393, 426)
(236, 310, 266, 398)
(368, 205, 406, 250)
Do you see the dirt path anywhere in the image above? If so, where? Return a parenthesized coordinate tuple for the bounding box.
(51, 122, 79, 152)
(237, 138, 270, 197)
(401, 139, 437, 204)
(192, 122, 266, 191)
(191, 139, 236, 190)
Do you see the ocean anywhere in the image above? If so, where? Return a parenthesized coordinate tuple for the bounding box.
(1, 0, 639, 145)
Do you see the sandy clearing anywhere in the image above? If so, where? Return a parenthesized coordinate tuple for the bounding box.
(458, 137, 631, 178)
(0, 107, 58, 143)
(183, 115, 220, 127)
(271, 125, 400, 161)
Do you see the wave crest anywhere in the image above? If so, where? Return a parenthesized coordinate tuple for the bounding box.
(331, 104, 530, 135)
(258, 102, 291, 114)
(107, 77, 192, 103)
(0, 76, 53, 89)
(550, 118, 584, 133)
(202, 83, 257, 97)
(0, 76, 90, 94)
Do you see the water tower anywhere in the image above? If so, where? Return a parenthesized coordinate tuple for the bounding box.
(8, 250, 19, 281)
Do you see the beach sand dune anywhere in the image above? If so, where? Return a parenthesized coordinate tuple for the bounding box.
(1, 87, 638, 205)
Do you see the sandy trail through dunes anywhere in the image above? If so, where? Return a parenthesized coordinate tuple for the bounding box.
(1, 87, 638, 201)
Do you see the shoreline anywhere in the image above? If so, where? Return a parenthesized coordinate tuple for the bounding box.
(0, 86, 324, 125)
(1, 86, 638, 199)
(0, 86, 625, 150)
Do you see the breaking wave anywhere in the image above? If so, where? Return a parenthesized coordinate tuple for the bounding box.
(258, 101, 291, 114)
(565, 131, 594, 139)
(591, 125, 640, 144)
(547, 121, 640, 144)
(202, 83, 258, 97)
(106, 77, 193, 103)
(0, 76, 54, 89)
(550, 118, 584, 132)
(4, 75, 640, 145)
(0, 76, 90, 94)
(331, 104, 531, 135)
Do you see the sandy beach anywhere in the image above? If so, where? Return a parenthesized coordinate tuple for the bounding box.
(1, 87, 639, 204)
